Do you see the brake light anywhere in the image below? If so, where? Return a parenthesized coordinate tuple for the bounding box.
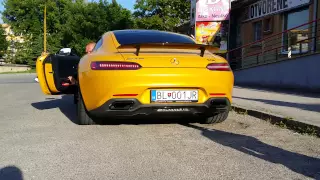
(113, 94, 138, 97)
(209, 93, 226, 96)
(206, 63, 231, 71)
(62, 83, 70, 87)
(91, 61, 141, 70)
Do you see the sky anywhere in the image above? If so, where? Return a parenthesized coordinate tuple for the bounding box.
(89, 0, 135, 11)
(107, 0, 135, 11)
(0, 0, 135, 24)
(0, 0, 4, 23)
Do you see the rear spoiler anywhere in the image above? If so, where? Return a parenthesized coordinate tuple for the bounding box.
(116, 43, 219, 57)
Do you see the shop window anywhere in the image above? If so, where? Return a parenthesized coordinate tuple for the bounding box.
(236, 23, 241, 46)
(253, 21, 262, 41)
(263, 17, 273, 34)
(283, 7, 310, 54)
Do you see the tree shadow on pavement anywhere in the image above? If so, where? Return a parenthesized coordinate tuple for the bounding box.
(31, 95, 78, 124)
(0, 166, 23, 180)
(233, 96, 320, 113)
(182, 123, 320, 179)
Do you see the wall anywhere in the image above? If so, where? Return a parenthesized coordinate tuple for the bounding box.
(0, 65, 30, 73)
(234, 53, 320, 91)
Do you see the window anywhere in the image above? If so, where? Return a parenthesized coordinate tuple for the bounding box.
(92, 38, 103, 52)
(263, 17, 273, 33)
(253, 21, 262, 41)
(264, 19, 271, 31)
(113, 30, 196, 45)
(283, 7, 310, 53)
(236, 18, 242, 47)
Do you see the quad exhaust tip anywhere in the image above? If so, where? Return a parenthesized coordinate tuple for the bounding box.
(109, 101, 135, 110)
(210, 99, 228, 108)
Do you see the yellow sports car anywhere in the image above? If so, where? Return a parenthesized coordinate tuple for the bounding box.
(36, 30, 234, 125)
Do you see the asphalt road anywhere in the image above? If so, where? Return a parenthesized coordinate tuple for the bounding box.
(1, 73, 320, 180)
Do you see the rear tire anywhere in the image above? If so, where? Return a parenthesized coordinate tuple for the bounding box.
(203, 110, 229, 124)
(77, 92, 96, 125)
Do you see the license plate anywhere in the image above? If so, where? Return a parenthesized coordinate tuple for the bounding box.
(151, 90, 198, 103)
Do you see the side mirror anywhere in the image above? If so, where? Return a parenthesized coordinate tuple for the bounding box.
(56, 48, 79, 57)
(57, 48, 71, 55)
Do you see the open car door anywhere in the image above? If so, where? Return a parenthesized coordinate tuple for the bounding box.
(36, 48, 80, 95)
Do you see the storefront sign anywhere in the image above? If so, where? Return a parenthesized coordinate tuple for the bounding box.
(195, 21, 229, 53)
(248, 0, 310, 20)
(196, 0, 230, 21)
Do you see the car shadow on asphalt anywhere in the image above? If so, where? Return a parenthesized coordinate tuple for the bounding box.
(181, 123, 320, 179)
(0, 166, 24, 180)
(31, 95, 78, 124)
(30, 95, 198, 125)
(233, 96, 320, 113)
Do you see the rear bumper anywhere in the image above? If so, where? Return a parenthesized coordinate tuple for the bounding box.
(79, 68, 234, 111)
(89, 97, 231, 119)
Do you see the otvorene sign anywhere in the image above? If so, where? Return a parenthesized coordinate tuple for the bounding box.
(248, 0, 310, 20)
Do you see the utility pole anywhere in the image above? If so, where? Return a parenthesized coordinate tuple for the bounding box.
(43, 3, 47, 53)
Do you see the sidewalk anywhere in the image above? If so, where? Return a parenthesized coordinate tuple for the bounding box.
(232, 86, 320, 128)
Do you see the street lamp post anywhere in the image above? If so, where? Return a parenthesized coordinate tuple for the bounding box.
(43, 3, 47, 53)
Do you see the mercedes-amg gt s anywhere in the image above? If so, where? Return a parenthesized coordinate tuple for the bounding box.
(36, 29, 234, 125)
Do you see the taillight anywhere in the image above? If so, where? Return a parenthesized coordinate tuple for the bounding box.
(206, 63, 231, 71)
(91, 61, 141, 70)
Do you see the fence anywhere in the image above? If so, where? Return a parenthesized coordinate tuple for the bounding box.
(227, 18, 320, 70)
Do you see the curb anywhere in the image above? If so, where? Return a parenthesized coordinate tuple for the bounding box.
(231, 104, 320, 138)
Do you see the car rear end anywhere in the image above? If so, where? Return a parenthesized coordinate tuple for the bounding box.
(79, 30, 234, 122)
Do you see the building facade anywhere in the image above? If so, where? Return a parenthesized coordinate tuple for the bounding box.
(1, 24, 24, 43)
(1, 24, 25, 63)
(228, 0, 318, 68)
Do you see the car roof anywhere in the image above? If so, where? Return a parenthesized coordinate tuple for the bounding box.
(112, 29, 184, 35)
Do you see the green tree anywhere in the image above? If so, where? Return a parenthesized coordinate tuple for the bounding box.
(59, 0, 134, 55)
(1, 0, 63, 62)
(133, 0, 191, 31)
(0, 28, 9, 58)
(2, 0, 135, 60)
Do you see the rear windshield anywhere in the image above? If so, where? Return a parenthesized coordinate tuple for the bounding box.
(113, 30, 195, 45)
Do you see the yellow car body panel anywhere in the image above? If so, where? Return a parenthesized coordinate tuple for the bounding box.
(44, 63, 59, 93)
(36, 53, 57, 95)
